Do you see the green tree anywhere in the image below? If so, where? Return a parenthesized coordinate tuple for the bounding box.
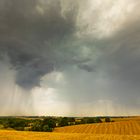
(43, 125, 53, 132)
(95, 117, 102, 123)
(42, 118, 56, 128)
(59, 117, 68, 127)
(80, 118, 87, 124)
(3, 118, 27, 130)
(68, 117, 75, 123)
(87, 118, 95, 124)
(31, 120, 42, 131)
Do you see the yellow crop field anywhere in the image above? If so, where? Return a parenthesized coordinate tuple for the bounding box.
(0, 117, 140, 140)
(0, 130, 140, 140)
(54, 120, 140, 135)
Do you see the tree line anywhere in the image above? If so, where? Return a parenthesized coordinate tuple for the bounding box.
(0, 116, 112, 132)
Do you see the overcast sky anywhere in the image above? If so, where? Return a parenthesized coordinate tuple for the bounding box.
(0, 0, 140, 116)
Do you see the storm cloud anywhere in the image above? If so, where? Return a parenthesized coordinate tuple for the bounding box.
(0, 0, 78, 89)
(0, 0, 140, 116)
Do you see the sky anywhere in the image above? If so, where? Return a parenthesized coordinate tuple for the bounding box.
(0, 0, 140, 116)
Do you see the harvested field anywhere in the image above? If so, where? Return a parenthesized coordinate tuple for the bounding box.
(0, 117, 140, 140)
(0, 130, 140, 140)
(54, 119, 140, 135)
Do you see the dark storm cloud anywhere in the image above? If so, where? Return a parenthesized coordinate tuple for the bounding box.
(0, 0, 139, 92)
(0, 0, 79, 89)
(40, 0, 140, 113)
(78, 64, 95, 72)
(1, 0, 140, 116)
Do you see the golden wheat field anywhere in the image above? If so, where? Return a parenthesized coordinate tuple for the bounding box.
(0, 117, 140, 140)
(54, 118, 140, 135)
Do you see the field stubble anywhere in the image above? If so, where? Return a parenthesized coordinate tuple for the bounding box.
(0, 117, 140, 140)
